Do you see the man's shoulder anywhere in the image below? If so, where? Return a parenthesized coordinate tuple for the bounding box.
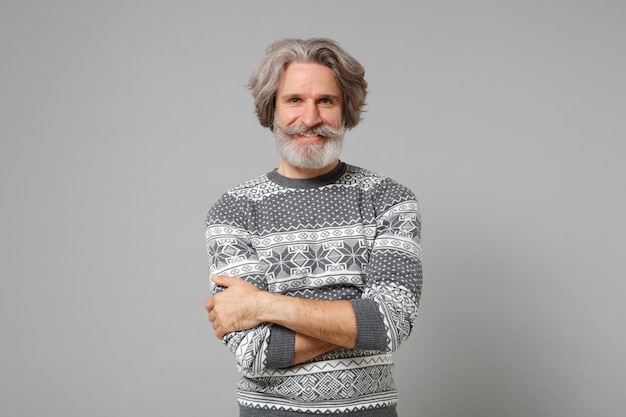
(340, 164, 385, 186)
(227, 173, 270, 193)
(218, 171, 284, 202)
(206, 173, 272, 220)
(342, 164, 416, 196)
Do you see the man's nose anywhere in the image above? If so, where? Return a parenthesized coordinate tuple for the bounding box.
(300, 101, 322, 128)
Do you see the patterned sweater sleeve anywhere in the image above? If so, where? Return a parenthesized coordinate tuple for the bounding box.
(206, 193, 294, 373)
(350, 179, 423, 352)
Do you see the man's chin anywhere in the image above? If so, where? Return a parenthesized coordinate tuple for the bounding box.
(288, 154, 339, 171)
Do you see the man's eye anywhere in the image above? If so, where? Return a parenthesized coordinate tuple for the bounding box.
(289, 98, 301, 103)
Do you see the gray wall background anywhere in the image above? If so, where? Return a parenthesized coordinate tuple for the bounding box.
(1, 1, 624, 416)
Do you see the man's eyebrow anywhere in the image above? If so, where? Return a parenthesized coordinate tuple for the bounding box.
(279, 93, 342, 101)
(319, 94, 342, 101)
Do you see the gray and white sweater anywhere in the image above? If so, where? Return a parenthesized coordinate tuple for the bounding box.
(205, 162, 422, 416)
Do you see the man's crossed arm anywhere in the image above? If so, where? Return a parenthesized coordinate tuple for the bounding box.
(205, 274, 357, 364)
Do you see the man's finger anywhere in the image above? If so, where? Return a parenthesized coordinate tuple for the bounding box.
(211, 274, 239, 287)
(205, 296, 213, 311)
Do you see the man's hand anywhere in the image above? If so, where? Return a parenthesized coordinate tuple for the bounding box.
(205, 275, 262, 340)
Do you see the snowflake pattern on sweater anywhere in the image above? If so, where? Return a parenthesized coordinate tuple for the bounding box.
(205, 162, 422, 415)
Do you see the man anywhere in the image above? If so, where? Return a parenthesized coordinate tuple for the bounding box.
(205, 38, 422, 416)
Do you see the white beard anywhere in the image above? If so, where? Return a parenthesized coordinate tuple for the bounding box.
(273, 122, 345, 170)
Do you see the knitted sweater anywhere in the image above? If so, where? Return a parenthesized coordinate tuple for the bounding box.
(205, 162, 422, 416)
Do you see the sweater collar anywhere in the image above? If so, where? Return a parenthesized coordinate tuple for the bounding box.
(266, 161, 347, 189)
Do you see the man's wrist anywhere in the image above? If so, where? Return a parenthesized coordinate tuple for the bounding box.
(254, 290, 275, 323)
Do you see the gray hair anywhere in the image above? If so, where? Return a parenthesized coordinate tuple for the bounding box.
(248, 38, 368, 130)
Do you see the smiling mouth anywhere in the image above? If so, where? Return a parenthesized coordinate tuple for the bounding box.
(296, 133, 325, 142)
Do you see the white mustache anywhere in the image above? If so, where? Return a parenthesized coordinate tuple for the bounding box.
(283, 123, 343, 139)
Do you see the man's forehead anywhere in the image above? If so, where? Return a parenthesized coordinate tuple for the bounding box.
(278, 62, 341, 93)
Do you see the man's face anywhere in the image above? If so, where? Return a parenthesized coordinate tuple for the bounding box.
(273, 62, 345, 171)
